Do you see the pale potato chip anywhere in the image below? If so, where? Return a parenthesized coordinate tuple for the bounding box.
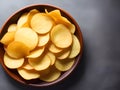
(40, 66, 61, 82)
(4, 53, 24, 69)
(22, 60, 34, 70)
(51, 24, 72, 48)
(28, 55, 51, 71)
(31, 13, 53, 34)
(46, 51, 56, 65)
(17, 68, 40, 80)
(6, 41, 30, 58)
(68, 35, 81, 58)
(17, 13, 29, 28)
(38, 33, 50, 47)
(55, 58, 75, 71)
(57, 48, 71, 60)
(48, 43, 62, 53)
(15, 27, 38, 50)
(0, 31, 15, 45)
(27, 47, 45, 58)
(7, 24, 17, 32)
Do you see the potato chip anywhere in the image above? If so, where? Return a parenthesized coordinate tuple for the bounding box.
(55, 58, 75, 71)
(28, 55, 51, 71)
(0, 31, 15, 45)
(46, 51, 56, 65)
(4, 53, 24, 69)
(15, 27, 38, 50)
(40, 66, 61, 82)
(68, 35, 81, 58)
(17, 13, 29, 28)
(31, 13, 53, 34)
(6, 41, 30, 58)
(48, 43, 62, 53)
(51, 24, 72, 48)
(57, 48, 71, 60)
(7, 24, 17, 32)
(22, 60, 34, 70)
(17, 68, 40, 80)
(27, 47, 45, 58)
(38, 33, 50, 47)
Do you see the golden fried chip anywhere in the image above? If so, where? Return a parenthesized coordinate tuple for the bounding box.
(17, 13, 29, 28)
(6, 41, 30, 58)
(28, 55, 51, 71)
(31, 13, 53, 34)
(7, 24, 17, 32)
(46, 52, 56, 65)
(55, 58, 75, 71)
(4, 53, 24, 69)
(40, 66, 61, 82)
(22, 60, 34, 70)
(27, 47, 45, 58)
(15, 27, 38, 50)
(0, 31, 15, 45)
(17, 68, 40, 80)
(38, 33, 50, 47)
(68, 35, 81, 58)
(48, 43, 62, 53)
(51, 24, 72, 48)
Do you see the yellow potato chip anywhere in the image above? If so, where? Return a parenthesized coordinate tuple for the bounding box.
(15, 27, 38, 51)
(51, 24, 72, 48)
(48, 43, 62, 53)
(38, 33, 50, 47)
(17, 13, 29, 28)
(57, 48, 71, 60)
(46, 51, 56, 65)
(17, 68, 40, 80)
(40, 66, 61, 82)
(7, 24, 17, 32)
(22, 60, 34, 70)
(31, 13, 54, 34)
(6, 41, 30, 58)
(28, 55, 51, 71)
(0, 31, 15, 45)
(4, 53, 24, 69)
(68, 35, 81, 58)
(55, 58, 75, 71)
(27, 47, 45, 58)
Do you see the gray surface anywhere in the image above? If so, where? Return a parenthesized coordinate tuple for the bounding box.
(0, 0, 120, 90)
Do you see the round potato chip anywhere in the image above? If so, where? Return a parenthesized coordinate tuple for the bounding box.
(40, 66, 61, 82)
(46, 52, 56, 65)
(31, 13, 53, 34)
(6, 41, 30, 58)
(27, 47, 45, 58)
(15, 27, 38, 51)
(22, 60, 34, 70)
(55, 58, 75, 71)
(28, 55, 51, 71)
(48, 43, 62, 53)
(38, 33, 50, 47)
(4, 53, 24, 69)
(7, 24, 17, 32)
(17, 13, 29, 28)
(51, 24, 72, 48)
(68, 35, 81, 58)
(17, 68, 40, 80)
(0, 31, 15, 45)
(57, 48, 71, 60)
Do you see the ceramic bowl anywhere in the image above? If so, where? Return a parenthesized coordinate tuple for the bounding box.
(0, 4, 83, 87)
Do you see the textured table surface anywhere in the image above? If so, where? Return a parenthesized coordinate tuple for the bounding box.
(0, 0, 120, 90)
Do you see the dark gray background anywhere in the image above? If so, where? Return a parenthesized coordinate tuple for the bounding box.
(0, 0, 120, 90)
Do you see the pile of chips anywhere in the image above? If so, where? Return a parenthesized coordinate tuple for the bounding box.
(0, 9, 81, 82)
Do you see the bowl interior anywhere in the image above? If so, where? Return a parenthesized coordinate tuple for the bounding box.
(0, 4, 83, 87)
